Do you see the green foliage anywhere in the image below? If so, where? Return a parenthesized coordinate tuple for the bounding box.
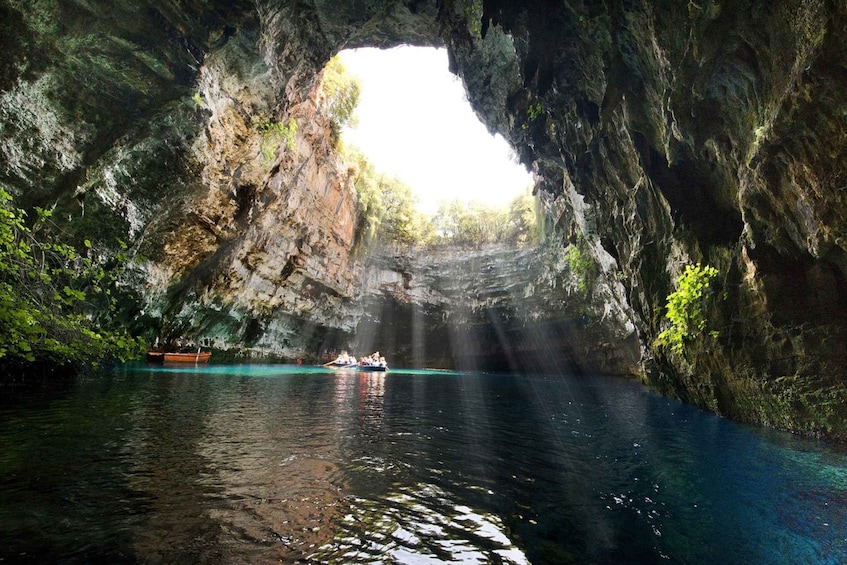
(431, 191, 540, 248)
(432, 199, 497, 247)
(320, 56, 361, 144)
(456, 0, 484, 38)
(522, 101, 545, 130)
(192, 92, 204, 107)
(564, 235, 598, 295)
(506, 191, 542, 245)
(344, 147, 539, 250)
(527, 101, 544, 121)
(0, 189, 143, 367)
(257, 117, 297, 162)
(345, 148, 433, 248)
(656, 263, 720, 355)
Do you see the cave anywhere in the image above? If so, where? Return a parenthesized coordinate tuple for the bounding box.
(5, 2, 847, 562)
(2, 0, 847, 436)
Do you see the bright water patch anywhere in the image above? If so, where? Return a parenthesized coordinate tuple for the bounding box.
(0, 365, 845, 563)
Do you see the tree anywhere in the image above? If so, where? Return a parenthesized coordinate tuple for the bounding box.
(343, 147, 433, 248)
(320, 56, 361, 143)
(378, 175, 433, 246)
(504, 190, 539, 245)
(0, 189, 142, 369)
(430, 194, 540, 248)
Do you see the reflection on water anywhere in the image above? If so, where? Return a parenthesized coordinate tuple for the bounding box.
(315, 483, 529, 564)
(0, 365, 846, 564)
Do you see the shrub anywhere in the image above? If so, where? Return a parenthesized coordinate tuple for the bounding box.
(564, 235, 597, 295)
(431, 191, 539, 248)
(344, 147, 433, 249)
(656, 263, 719, 355)
(257, 117, 297, 162)
(320, 56, 361, 144)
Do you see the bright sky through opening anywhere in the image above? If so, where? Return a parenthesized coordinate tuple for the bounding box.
(337, 46, 534, 215)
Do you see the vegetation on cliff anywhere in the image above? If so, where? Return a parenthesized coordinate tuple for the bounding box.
(562, 234, 598, 298)
(345, 147, 432, 248)
(320, 55, 361, 145)
(656, 263, 720, 356)
(257, 117, 297, 162)
(430, 193, 541, 247)
(326, 52, 540, 251)
(0, 189, 143, 372)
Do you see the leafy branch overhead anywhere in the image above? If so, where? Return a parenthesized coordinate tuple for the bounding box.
(0, 189, 142, 366)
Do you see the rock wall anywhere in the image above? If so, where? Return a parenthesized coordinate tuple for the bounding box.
(1, 0, 368, 360)
(3, 0, 847, 436)
(443, 0, 847, 437)
(355, 243, 640, 375)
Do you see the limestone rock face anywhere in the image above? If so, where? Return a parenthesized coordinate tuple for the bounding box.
(445, 1, 847, 437)
(356, 243, 640, 375)
(3, 0, 847, 436)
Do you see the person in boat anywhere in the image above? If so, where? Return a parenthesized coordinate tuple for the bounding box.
(360, 352, 385, 367)
(332, 351, 351, 365)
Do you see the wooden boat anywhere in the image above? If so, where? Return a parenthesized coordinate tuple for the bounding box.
(165, 352, 211, 363)
(147, 351, 211, 363)
(146, 351, 164, 363)
(323, 361, 358, 369)
(358, 363, 388, 372)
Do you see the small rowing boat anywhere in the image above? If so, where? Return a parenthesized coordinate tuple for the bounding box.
(147, 351, 211, 363)
(358, 363, 388, 372)
(323, 361, 358, 369)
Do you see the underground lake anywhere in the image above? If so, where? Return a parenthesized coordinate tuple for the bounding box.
(1, 364, 845, 564)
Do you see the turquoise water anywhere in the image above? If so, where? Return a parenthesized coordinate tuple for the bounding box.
(0, 364, 845, 563)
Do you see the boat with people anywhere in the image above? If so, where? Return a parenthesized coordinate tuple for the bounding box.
(358, 362, 388, 372)
(324, 350, 389, 372)
(323, 351, 358, 369)
(358, 351, 389, 372)
(324, 360, 358, 369)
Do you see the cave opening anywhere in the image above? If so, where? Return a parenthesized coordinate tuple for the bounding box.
(317, 45, 561, 371)
(301, 44, 639, 375)
(333, 45, 533, 216)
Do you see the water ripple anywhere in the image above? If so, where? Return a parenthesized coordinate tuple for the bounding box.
(311, 484, 530, 564)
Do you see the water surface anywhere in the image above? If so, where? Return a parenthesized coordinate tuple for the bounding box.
(1, 364, 845, 563)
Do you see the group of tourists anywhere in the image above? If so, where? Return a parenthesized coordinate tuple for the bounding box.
(359, 351, 388, 368)
(331, 351, 357, 365)
(328, 350, 388, 368)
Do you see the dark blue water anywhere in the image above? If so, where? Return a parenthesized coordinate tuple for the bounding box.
(0, 365, 845, 564)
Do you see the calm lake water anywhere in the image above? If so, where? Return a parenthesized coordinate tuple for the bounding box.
(1, 364, 846, 564)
